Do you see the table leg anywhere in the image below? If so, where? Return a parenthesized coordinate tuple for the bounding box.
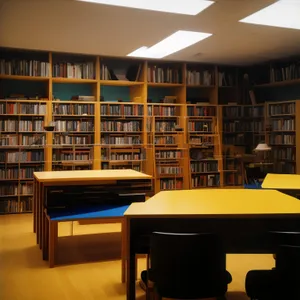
(121, 218, 126, 283)
(49, 220, 58, 268)
(36, 182, 40, 245)
(43, 213, 49, 261)
(33, 178, 37, 233)
(126, 217, 136, 300)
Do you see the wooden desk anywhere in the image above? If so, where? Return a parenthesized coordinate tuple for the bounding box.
(124, 189, 300, 300)
(33, 169, 152, 270)
(262, 173, 300, 190)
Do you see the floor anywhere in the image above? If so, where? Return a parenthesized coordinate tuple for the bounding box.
(0, 214, 275, 300)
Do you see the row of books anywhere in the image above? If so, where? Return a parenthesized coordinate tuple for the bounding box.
(186, 70, 214, 86)
(101, 121, 141, 132)
(147, 66, 181, 84)
(187, 106, 216, 117)
(157, 166, 182, 175)
(0, 183, 33, 195)
(191, 174, 220, 188)
(102, 153, 143, 161)
(53, 104, 95, 115)
(160, 179, 183, 190)
(190, 161, 219, 173)
(0, 120, 44, 132)
(274, 162, 295, 174)
(101, 163, 141, 172)
(154, 136, 176, 145)
(3, 151, 44, 163)
(0, 199, 33, 214)
(0, 59, 50, 77)
(55, 120, 94, 132)
(189, 136, 214, 146)
(52, 151, 91, 161)
(269, 103, 295, 115)
(0, 166, 43, 179)
(223, 106, 264, 118)
(155, 150, 182, 159)
(270, 64, 300, 83)
(188, 121, 213, 132)
(101, 136, 141, 145)
(52, 62, 95, 79)
(224, 173, 242, 186)
(101, 104, 143, 116)
(54, 135, 93, 145)
(270, 134, 295, 145)
(223, 121, 264, 132)
(270, 119, 295, 131)
(148, 106, 178, 117)
(273, 148, 295, 161)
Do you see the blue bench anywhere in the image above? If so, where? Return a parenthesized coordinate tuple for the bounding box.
(43, 204, 130, 271)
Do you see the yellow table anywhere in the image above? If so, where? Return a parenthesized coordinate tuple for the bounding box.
(124, 189, 300, 300)
(33, 169, 152, 274)
(262, 173, 300, 190)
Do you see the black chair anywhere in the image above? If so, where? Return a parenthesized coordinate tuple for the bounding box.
(246, 232, 300, 300)
(147, 232, 232, 300)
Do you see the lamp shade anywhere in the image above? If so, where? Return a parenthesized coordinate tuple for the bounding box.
(254, 142, 271, 152)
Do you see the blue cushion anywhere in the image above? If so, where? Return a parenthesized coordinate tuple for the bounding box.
(48, 204, 130, 221)
(244, 183, 262, 189)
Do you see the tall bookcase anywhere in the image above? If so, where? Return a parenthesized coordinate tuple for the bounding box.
(266, 100, 300, 174)
(221, 104, 266, 186)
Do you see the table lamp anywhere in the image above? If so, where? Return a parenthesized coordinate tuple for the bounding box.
(254, 142, 271, 152)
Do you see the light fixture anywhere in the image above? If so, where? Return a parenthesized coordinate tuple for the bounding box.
(127, 30, 212, 59)
(76, 0, 214, 15)
(240, 0, 300, 30)
(254, 142, 271, 152)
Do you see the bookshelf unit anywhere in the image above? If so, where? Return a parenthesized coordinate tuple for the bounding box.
(187, 104, 221, 188)
(0, 99, 47, 213)
(147, 103, 188, 194)
(222, 104, 266, 186)
(267, 100, 300, 174)
(4, 47, 283, 213)
(100, 102, 146, 172)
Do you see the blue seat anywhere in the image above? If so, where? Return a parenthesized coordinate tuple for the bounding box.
(47, 204, 130, 221)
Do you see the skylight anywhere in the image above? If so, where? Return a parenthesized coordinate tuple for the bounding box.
(240, 0, 300, 30)
(77, 0, 214, 15)
(127, 30, 212, 59)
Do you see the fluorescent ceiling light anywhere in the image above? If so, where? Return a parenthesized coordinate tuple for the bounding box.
(127, 30, 212, 59)
(240, 0, 300, 30)
(77, 0, 214, 15)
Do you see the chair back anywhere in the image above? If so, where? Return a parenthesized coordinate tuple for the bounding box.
(270, 231, 300, 248)
(150, 232, 228, 299)
(275, 245, 300, 298)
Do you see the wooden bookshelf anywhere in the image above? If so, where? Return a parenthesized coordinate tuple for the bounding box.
(3, 47, 299, 213)
(266, 100, 300, 174)
(221, 104, 266, 186)
(187, 104, 222, 188)
(0, 99, 47, 213)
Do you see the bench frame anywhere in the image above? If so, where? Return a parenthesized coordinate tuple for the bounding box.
(42, 210, 129, 282)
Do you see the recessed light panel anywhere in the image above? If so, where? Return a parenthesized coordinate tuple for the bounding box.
(127, 30, 212, 59)
(77, 0, 214, 15)
(240, 0, 300, 30)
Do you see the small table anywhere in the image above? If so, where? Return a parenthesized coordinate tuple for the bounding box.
(262, 173, 300, 198)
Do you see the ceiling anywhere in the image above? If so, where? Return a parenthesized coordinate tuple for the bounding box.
(0, 0, 300, 65)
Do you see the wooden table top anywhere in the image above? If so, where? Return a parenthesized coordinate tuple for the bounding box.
(262, 173, 300, 190)
(33, 169, 152, 183)
(125, 189, 300, 218)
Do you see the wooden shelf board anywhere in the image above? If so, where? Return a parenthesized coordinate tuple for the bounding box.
(147, 82, 183, 87)
(255, 78, 300, 88)
(100, 80, 144, 86)
(186, 84, 215, 88)
(0, 75, 49, 81)
(52, 77, 97, 83)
